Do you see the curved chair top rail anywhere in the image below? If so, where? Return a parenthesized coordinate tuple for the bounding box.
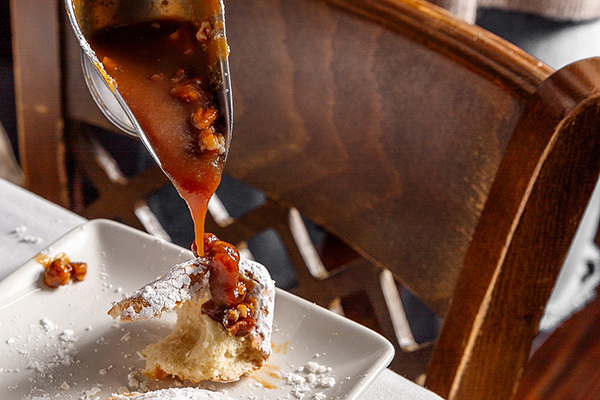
(328, 0, 554, 97)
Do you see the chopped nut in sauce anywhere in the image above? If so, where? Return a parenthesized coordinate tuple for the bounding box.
(36, 252, 88, 288)
(196, 20, 212, 42)
(194, 233, 256, 336)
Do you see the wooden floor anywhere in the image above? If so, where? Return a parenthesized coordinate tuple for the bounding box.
(515, 286, 600, 400)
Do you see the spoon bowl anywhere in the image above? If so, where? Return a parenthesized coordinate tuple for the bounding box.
(64, 0, 233, 166)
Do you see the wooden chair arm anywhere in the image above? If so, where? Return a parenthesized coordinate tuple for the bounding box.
(427, 57, 600, 400)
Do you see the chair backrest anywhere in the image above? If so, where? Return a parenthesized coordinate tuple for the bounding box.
(225, 2, 519, 309)
(217, 0, 600, 399)
(224, 0, 548, 317)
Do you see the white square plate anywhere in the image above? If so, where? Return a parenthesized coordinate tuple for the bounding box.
(0, 219, 394, 400)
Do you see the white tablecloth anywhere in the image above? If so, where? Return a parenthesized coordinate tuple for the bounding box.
(0, 179, 85, 281)
(0, 178, 443, 400)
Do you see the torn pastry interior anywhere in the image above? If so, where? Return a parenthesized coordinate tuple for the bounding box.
(108, 234, 275, 383)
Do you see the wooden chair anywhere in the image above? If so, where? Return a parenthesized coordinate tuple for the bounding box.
(10, 0, 600, 399)
(209, 1, 600, 399)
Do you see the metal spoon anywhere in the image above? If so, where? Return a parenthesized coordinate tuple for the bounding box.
(64, 0, 233, 166)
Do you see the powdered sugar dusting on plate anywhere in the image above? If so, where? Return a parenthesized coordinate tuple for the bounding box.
(279, 359, 337, 399)
(2, 317, 85, 398)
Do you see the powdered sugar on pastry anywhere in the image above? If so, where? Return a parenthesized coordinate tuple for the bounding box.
(238, 258, 275, 356)
(108, 259, 209, 321)
(106, 387, 236, 399)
